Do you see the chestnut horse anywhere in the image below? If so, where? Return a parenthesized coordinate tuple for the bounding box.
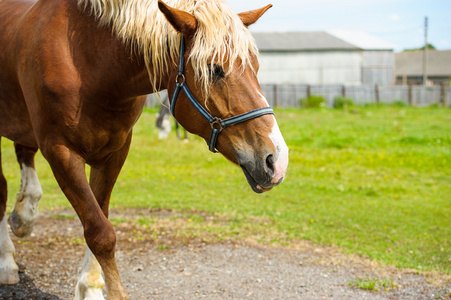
(0, 0, 289, 298)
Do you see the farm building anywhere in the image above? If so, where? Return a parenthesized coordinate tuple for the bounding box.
(252, 31, 395, 86)
(395, 50, 451, 85)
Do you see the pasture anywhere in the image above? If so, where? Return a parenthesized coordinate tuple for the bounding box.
(3, 105, 450, 274)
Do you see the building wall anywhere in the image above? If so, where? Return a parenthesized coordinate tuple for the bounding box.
(361, 50, 395, 86)
(257, 51, 362, 85)
(257, 50, 395, 86)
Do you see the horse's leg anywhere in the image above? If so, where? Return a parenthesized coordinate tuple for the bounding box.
(40, 137, 131, 300)
(8, 143, 42, 238)
(74, 247, 105, 300)
(157, 99, 172, 140)
(0, 138, 20, 284)
(0, 214, 19, 284)
(80, 137, 132, 300)
(74, 151, 130, 300)
(75, 148, 132, 300)
(183, 127, 188, 141)
(44, 147, 128, 300)
(175, 120, 181, 140)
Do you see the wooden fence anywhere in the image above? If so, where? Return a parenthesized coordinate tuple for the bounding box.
(260, 84, 451, 108)
(146, 84, 451, 108)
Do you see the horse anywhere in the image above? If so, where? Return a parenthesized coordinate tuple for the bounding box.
(0, 0, 289, 298)
(154, 91, 188, 142)
(154, 90, 188, 140)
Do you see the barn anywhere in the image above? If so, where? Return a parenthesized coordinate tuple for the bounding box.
(395, 50, 451, 85)
(252, 30, 395, 86)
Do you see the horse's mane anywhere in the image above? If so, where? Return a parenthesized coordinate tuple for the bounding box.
(77, 0, 258, 95)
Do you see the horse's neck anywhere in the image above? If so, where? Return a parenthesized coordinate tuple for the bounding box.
(71, 1, 166, 100)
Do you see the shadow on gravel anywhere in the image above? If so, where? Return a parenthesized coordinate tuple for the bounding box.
(0, 265, 61, 300)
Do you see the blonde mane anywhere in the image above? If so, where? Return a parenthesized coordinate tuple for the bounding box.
(77, 0, 258, 95)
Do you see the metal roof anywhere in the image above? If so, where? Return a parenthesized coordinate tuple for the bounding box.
(396, 50, 451, 76)
(328, 30, 395, 50)
(252, 31, 359, 51)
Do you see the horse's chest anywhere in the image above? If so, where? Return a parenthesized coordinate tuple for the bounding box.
(81, 128, 130, 163)
(71, 113, 135, 163)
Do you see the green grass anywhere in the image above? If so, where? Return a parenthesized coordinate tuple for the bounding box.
(349, 277, 399, 292)
(2, 106, 450, 274)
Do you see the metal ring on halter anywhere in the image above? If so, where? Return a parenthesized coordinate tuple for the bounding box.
(175, 73, 185, 84)
(210, 118, 224, 131)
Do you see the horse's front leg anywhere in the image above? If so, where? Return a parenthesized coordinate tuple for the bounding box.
(0, 138, 19, 284)
(0, 212, 19, 284)
(8, 143, 42, 238)
(0, 141, 41, 284)
(75, 136, 132, 300)
(41, 140, 130, 300)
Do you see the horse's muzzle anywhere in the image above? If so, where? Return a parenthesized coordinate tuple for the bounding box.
(239, 149, 288, 193)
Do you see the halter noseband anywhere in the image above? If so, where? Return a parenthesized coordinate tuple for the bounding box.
(170, 36, 274, 153)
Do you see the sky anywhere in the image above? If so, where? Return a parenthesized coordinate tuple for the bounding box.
(226, 0, 451, 52)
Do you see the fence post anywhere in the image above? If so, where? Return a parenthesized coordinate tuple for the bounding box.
(441, 83, 447, 107)
(273, 84, 279, 108)
(341, 85, 346, 97)
(306, 84, 311, 99)
(375, 84, 380, 104)
(408, 84, 413, 106)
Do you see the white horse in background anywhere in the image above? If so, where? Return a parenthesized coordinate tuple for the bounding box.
(153, 90, 188, 140)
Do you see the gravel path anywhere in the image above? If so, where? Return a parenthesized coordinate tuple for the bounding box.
(0, 210, 449, 300)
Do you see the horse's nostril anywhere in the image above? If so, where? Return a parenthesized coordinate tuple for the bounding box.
(266, 154, 275, 173)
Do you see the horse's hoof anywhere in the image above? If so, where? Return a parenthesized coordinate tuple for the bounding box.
(74, 278, 105, 300)
(8, 210, 34, 238)
(0, 264, 20, 284)
(74, 288, 105, 300)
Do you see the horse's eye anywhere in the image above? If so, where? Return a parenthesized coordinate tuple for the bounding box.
(209, 64, 225, 79)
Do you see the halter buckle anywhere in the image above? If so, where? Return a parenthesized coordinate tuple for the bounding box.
(210, 118, 224, 131)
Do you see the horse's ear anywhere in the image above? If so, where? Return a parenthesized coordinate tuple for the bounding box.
(238, 4, 273, 27)
(158, 0, 197, 37)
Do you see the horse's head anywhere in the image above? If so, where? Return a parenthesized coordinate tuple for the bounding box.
(158, 0, 288, 193)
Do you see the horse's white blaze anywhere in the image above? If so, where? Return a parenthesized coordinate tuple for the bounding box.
(75, 247, 105, 300)
(258, 91, 270, 106)
(12, 164, 43, 234)
(269, 118, 289, 184)
(0, 214, 19, 284)
(258, 91, 289, 184)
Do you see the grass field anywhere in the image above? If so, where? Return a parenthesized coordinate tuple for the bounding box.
(2, 105, 450, 274)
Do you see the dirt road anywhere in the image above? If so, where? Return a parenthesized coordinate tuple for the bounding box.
(0, 209, 449, 299)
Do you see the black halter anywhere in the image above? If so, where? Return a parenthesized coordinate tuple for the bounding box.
(170, 36, 274, 153)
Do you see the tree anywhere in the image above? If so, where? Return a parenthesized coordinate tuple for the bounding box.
(403, 43, 437, 52)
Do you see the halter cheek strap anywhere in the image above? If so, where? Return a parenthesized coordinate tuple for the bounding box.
(170, 36, 274, 153)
